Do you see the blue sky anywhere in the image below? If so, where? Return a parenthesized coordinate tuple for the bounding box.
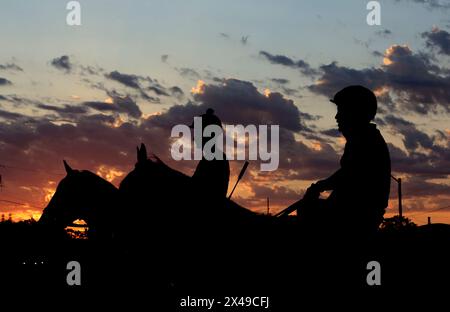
(0, 0, 447, 116)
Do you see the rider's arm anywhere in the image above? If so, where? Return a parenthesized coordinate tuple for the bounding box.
(316, 168, 343, 191)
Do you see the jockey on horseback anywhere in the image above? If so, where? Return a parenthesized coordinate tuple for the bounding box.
(279, 86, 391, 238)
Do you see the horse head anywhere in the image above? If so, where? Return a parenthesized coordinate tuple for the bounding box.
(39, 160, 119, 240)
(121, 143, 188, 193)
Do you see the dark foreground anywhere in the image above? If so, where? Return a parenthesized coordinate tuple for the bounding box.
(0, 218, 449, 310)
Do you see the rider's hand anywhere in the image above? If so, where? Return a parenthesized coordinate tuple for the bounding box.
(303, 182, 322, 200)
(314, 180, 327, 192)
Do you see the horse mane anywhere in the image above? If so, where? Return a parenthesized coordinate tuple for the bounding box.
(78, 170, 118, 192)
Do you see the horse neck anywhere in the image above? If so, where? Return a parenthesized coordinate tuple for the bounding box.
(80, 175, 119, 223)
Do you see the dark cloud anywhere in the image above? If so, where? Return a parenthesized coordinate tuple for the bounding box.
(378, 45, 450, 114)
(0, 78, 12, 86)
(274, 128, 340, 180)
(0, 75, 447, 216)
(384, 114, 434, 151)
(50, 55, 72, 72)
(0, 63, 23, 71)
(83, 95, 142, 119)
(0, 108, 25, 120)
(190, 78, 307, 132)
(105, 70, 143, 89)
(169, 86, 184, 99)
(259, 51, 318, 76)
(104, 70, 169, 103)
(0, 94, 40, 108)
(260, 51, 296, 67)
(380, 113, 450, 198)
(0, 100, 185, 215)
(309, 45, 450, 114)
(401, 176, 450, 198)
(138, 78, 342, 208)
(161, 54, 169, 63)
(372, 50, 384, 57)
(146, 85, 170, 96)
(79, 65, 103, 76)
(382, 114, 450, 177)
(138, 90, 160, 103)
(36, 103, 88, 115)
(422, 27, 450, 55)
(321, 128, 341, 138)
(271, 78, 290, 85)
(375, 29, 392, 37)
(308, 61, 383, 98)
(148, 79, 341, 185)
(176, 67, 201, 80)
(280, 87, 300, 97)
(267, 78, 299, 96)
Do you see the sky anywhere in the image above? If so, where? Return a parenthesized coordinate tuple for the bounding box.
(0, 0, 449, 225)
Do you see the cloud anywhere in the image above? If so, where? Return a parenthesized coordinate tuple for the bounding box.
(309, 44, 450, 114)
(384, 114, 434, 151)
(321, 128, 341, 138)
(0, 108, 25, 120)
(381, 114, 450, 178)
(50, 55, 72, 72)
(260, 51, 297, 67)
(401, 176, 450, 198)
(104, 70, 184, 103)
(308, 61, 384, 97)
(169, 86, 184, 99)
(0, 78, 12, 86)
(0, 99, 183, 216)
(372, 50, 384, 57)
(36, 103, 89, 115)
(271, 78, 290, 85)
(190, 78, 307, 132)
(0, 75, 447, 217)
(259, 51, 318, 76)
(0, 63, 23, 71)
(146, 85, 170, 96)
(161, 54, 169, 63)
(79, 65, 103, 76)
(375, 29, 393, 37)
(129, 78, 342, 212)
(422, 27, 450, 55)
(176, 67, 201, 80)
(83, 94, 142, 119)
(105, 70, 143, 89)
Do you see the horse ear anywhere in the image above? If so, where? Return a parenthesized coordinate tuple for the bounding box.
(63, 160, 74, 175)
(137, 143, 147, 163)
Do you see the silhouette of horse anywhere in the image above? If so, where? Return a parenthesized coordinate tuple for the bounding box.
(120, 144, 256, 228)
(117, 144, 282, 287)
(39, 160, 120, 241)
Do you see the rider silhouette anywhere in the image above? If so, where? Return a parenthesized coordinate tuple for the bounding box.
(191, 108, 230, 213)
(292, 85, 391, 237)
